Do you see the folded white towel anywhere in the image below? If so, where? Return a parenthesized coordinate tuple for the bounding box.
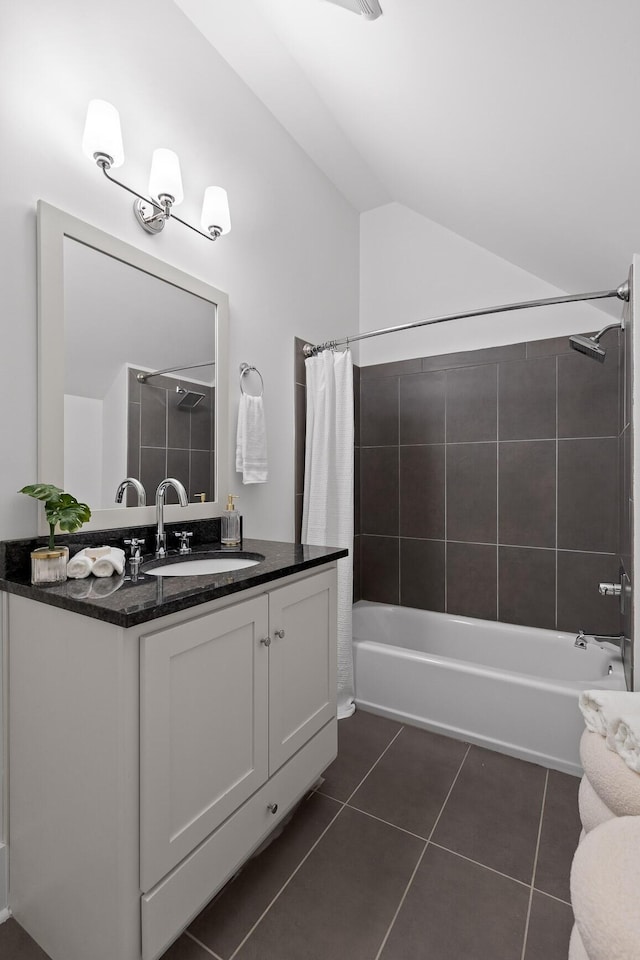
(236, 393, 268, 484)
(613, 714, 640, 774)
(578, 775, 616, 834)
(571, 816, 640, 960)
(92, 547, 125, 578)
(580, 730, 640, 815)
(67, 549, 95, 579)
(579, 690, 640, 746)
(568, 924, 590, 960)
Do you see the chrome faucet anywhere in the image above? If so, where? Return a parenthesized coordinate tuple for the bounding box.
(574, 629, 625, 650)
(155, 478, 188, 558)
(115, 477, 147, 506)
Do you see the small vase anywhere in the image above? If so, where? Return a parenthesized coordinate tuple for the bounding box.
(30, 546, 69, 585)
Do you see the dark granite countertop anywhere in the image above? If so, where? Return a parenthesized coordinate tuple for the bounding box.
(0, 537, 348, 628)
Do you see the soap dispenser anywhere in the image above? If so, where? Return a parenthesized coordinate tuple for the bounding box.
(221, 494, 241, 546)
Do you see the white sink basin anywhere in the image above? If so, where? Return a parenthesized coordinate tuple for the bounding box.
(145, 556, 262, 577)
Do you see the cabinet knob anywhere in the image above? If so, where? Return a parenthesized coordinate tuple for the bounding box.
(274, 629, 285, 639)
(267, 802, 278, 815)
(260, 636, 271, 647)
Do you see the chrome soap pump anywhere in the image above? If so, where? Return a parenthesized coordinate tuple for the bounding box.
(221, 494, 241, 546)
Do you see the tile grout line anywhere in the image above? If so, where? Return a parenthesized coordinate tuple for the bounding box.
(185, 930, 225, 959)
(372, 743, 472, 960)
(227, 727, 405, 960)
(533, 887, 572, 908)
(520, 769, 549, 960)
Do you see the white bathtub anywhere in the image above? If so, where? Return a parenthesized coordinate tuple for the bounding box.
(352, 601, 626, 775)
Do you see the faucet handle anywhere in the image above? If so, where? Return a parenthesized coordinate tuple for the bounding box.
(175, 531, 193, 554)
(124, 537, 145, 558)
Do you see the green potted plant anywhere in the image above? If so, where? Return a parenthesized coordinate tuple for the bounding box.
(19, 483, 91, 584)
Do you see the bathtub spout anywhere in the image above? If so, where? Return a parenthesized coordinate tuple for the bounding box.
(575, 629, 625, 650)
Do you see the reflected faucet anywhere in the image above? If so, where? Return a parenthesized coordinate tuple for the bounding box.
(574, 630, 624, 650)
(115, 477, 147, 506)
(155, 478, 188, 558)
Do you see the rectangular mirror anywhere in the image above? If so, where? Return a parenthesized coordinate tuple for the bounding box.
(37, 201, 229, 533)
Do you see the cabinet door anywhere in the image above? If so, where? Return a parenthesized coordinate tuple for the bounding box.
(140, 596, 269, 891)
(268, 570, 337, 773)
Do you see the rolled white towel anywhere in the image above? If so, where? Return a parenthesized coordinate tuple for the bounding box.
(579, 690, 640, 746)
(67, 549, 94, 579)
(571, 816, 640, 960)
(580, 730, 640, 816)
(568, 924, 590, 960)
(613, 714, 640, 774)
(578, 775, 616, 834)
(92, 547, 125, 578)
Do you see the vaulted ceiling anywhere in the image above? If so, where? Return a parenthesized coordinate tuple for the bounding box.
(175, 0, 640, 297)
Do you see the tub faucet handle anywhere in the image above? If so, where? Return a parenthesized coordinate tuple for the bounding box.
(599, 582, 622, 597)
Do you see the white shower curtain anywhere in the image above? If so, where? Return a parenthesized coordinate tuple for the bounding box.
(302, 349, 355, 718)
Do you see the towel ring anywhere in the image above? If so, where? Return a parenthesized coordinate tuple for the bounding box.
(239, 363, 264, 398)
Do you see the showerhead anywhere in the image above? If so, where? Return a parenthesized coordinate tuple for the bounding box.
(568, 334, 607, 363)
(176, 386, 205, 409)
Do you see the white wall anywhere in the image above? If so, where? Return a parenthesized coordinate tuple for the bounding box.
(359, 203, 620, 366)
(0, 0, 359, 905)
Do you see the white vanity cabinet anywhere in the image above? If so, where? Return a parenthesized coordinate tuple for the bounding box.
(8, 564, 338, 960)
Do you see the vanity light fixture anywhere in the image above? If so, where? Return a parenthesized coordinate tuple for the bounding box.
(82, 100, 231, 242)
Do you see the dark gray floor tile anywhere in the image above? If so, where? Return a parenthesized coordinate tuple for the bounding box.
(399, 371, 445, 443)
(534, 769, 581, 902)
(399, 445, 445, 539)
(498, 440, 556, 548)
(360, 535, 399, 604)
(446, 364, 497, 442)
(558, 349, 619, 439)
(557, 438, 618, 553)
(234, 806, 423, 960)
(498, 356, 556, 440)
(556, 550, 621, 635)
(446, 542, 497, 620)
(350, 724, 467, 837)
(446, 442, 497, 544)
(400, 538, 445, 612)
(498, 546, 556, 630)
(379, 843, 528, 960)
(320, 708, 402, 801)
(524, 891, 574, 960)
(361, 377, 399, 445)
(160, 934, 217, 959)
(360, 447, 399, 537)
(0, 919, 52, 960)
(432, 745, 545, 883)
(189, 793, 340, 958)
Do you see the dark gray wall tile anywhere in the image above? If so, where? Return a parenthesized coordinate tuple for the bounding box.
(421, 342, 525, 372)
(189, 388, 214, 450)
(353, 535, 361, 602)
(361, 536, 399, 604)
(166, 449, 190, 503)
(499, 441, 556, 547)
(623, 316, 632, 429)
(140, 447, 166, 502)
(498, 357, 556, 440)
(400, 538, 445, 611)
(295, 494, 303, 544)
(447, 542, 497, 620)
(446, 365, 497, 442)
(524, 892, 573, 960)
(126, 403, 141, 476)
(360, 447, 399, 536)
(167, 390, 191, 450)
(557, 438, 618, 553)
(498, 547, 556, 629)
(294, 337, 307, 385)
(534, 770, 581, 902)
(557, 550, 621, 635)
(354, 446, 361, 535)
(400, 445, 445, 539)
(353, 363, 360, 446)
(447, 443, 497, 544)
(399, 371, 445, 443)
(190, 449, 212, 503)
(361, 377, 398, 446)
(360, 357, 422, 380)
(295, 383, 306, 497)
(140, 383, 167, 447)
(558, 350, 619, 438)
(526, 334, 580, 358)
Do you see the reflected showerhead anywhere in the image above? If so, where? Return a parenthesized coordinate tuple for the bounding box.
(176, 386, 205, 409)
(568, 334, 607, 363)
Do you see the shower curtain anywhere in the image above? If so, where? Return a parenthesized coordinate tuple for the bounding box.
(302, 348, 355, 718)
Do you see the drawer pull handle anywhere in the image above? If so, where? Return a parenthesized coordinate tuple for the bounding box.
(274, 629, 285, 639)
(268, 802, 279, 814)
(260, 636, 271, 647)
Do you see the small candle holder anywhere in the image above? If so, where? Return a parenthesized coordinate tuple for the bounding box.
(30, 547, 69, 585)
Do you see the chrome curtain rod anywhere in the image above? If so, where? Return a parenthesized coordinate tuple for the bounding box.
(137, 361, 215, 383)
(302, 282, 630, 357)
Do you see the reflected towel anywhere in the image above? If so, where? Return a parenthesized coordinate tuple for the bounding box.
(578, 775, 616, 834)
(580, 730, 640, 816)
(579, 690, 640, 747)
(236, 393, 268, 484)
(90, 574, 125, 598)
(92, 547, 125, 578)
(67, 549, 94, 579)
(613, 714, 640, 774)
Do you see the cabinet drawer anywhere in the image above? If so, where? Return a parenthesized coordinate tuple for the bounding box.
(141, 719, 337, 960)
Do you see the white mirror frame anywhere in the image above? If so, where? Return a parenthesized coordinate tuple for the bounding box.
(36, 200, 229, 534)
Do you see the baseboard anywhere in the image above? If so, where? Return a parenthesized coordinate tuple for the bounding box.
(0, 843, 7, 915)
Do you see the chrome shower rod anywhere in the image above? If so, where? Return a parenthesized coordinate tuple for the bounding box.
(303, 281, 630, 356)
(137, 361, 215, 383)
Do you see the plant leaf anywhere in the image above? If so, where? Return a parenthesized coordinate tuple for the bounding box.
(19, 483, 64, 504)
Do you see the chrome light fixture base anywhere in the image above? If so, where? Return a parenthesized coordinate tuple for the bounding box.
(133, 198, 167, 234)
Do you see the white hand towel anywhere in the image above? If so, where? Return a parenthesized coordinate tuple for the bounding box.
(92, 547, 125, 578)
(580, 730, 640, 816)
(67, 549, 94, 579)
(578, 690, 640, 746)
(568, 924, 590, 960)
(613, 714, 640, 774)
(578, 775, 616, 834)
(236, 393, 268, 484)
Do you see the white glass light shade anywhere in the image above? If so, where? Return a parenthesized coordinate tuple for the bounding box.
(148, 148, 184, 206)
(82, 100, 124, 168)
(201, 186, 231, 235)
